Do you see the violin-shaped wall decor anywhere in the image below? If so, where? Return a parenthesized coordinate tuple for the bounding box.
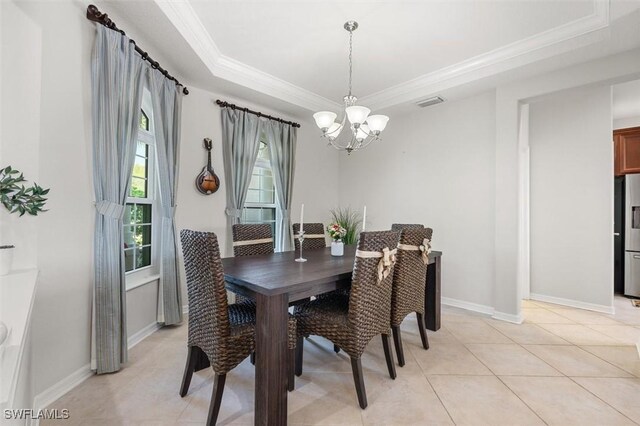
(195, 138, 221, 195)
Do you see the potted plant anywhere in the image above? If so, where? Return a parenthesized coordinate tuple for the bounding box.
(329, 207, 362, 245)
(327, 223, 347, 256)
(0, 166, 49, 275)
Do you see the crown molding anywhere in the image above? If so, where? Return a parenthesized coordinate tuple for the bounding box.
(156, 0, 609, 112)
(154, 0, 340, 112)
(361, 0, 610, 110)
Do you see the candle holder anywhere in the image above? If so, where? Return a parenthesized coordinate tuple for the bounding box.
(295, 231, 307, 262)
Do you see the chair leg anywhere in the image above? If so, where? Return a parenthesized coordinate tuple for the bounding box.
(391, 325, 405, 367)
(381, 334, 397, 380)
(206, 373, 226, 426)
(416, 312, 430, 350)
(250, 351, 255, 365)
(295, 336, 304, 376)
(334, 344, 340, 354)
(180, 346, 199, 397)
(288, 348, 295, 392)
(350, 357, 368, 409)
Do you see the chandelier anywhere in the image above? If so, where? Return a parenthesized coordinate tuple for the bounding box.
(313, 21, 389, 154)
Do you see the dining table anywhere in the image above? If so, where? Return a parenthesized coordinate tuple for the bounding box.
(218, 244, 443, 426)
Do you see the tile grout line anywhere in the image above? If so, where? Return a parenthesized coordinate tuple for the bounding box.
(576, 345, 640, 379)
(451, 323, 550, 424)
(494, 375, 550, 426)
(407, 324, 460, 425)
(567, 376, 640, 425)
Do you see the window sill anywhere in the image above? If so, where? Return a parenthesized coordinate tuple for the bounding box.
(126, 273, 160, 292)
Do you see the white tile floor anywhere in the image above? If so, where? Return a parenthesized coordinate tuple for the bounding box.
(44, 296, 640, 425)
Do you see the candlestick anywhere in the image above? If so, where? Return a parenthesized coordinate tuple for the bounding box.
(362, 205, 367, 232)
(300, 204, 304, 233)
(295, 231, 307, 262)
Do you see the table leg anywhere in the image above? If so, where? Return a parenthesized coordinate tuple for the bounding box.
(255, 292, 289, 426)
(425, 256, 441, 331)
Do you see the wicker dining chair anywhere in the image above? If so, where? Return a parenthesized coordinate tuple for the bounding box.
(231, 224, 274, 304)
(391, 223, 425, 231)
(292, 223, 327, 251)
(179, 230, 297, 425)
(294, 230, 400, 409)
(391, 226, 433, 366)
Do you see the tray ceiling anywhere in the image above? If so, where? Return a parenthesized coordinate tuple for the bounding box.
(148, 0, 629, 111)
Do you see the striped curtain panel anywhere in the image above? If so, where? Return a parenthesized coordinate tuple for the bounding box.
(91, 26, 146, 374)
(148, 68, 183, 325)
(220, 108, 263, 254)
(265, 121, 297, 252)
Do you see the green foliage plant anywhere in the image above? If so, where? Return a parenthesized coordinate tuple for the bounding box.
(330, 207, 362, 245)
(0, 166, 50, 217)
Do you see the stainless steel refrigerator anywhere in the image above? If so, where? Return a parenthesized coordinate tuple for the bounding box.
(624, 174, 640, 297)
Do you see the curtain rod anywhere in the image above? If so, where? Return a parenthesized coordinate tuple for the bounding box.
(86, 4, 189, 96)
(216, 100, 301, 128)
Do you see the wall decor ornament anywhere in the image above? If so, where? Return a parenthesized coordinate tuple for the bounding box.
(195, 138, 221, 195)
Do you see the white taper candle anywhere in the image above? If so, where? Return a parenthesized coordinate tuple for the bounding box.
(300, 204, 304, 233)
(362, 205, 367, 232)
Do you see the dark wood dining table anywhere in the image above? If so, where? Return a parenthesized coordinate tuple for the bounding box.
(220, 245, 442, 426)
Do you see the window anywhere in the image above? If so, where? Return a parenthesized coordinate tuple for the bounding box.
(123, 108, 156, 273)
(242, 141, 277, 243)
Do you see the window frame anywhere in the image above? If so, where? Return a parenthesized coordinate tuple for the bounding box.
(242, 141, 279, 246)
(124, 92, 159, 278)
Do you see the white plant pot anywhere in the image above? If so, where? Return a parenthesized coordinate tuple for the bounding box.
(0, 246, 14, 276)
(331, 241, 344, 256)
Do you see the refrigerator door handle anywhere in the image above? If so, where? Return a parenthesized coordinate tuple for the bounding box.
(634, 255, 640, 259)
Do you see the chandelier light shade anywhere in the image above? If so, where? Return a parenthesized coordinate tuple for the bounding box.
(313, 111, 337, 130)
(313, 21, 389, 154)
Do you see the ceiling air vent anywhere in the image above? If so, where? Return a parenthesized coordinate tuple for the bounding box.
(416, 96, 445, 108)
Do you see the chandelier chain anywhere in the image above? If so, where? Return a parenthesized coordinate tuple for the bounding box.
(348, 29, 353, 96)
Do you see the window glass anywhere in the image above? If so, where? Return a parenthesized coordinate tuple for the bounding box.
(124, 108, 154, 273)
(242, 140, 278, 242)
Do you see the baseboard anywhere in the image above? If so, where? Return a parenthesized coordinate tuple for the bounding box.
(30, 364, 93, 426)
(492, 310, 524, 324)
(128, 321, 162, 349)
(530, 293, 615, 315)
(31, 321, 163, 426)
(441, 297, 495, 316)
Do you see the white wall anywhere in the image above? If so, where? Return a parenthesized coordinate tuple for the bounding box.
(0, 0, 338, 409)
(177, 86, 339, 305)
(494, 47, 640, 318)
(0, 0, 42, 269)
(529, 85, 613, 309)
(614, 116, 640, 130)
(0, 0, 96, 409)
(338, 91, 497, 308)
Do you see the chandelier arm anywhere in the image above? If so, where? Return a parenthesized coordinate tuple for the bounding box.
(324, 114, 347, 137)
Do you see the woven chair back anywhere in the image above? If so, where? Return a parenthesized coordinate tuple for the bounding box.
(232, 224, 274, 257)
(293, 223, 326, 251)
(348, 230, 400, 345)
(391, 223, 424, 231)
(391, 227, 433, 326)
(180, 230, 231, 356)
